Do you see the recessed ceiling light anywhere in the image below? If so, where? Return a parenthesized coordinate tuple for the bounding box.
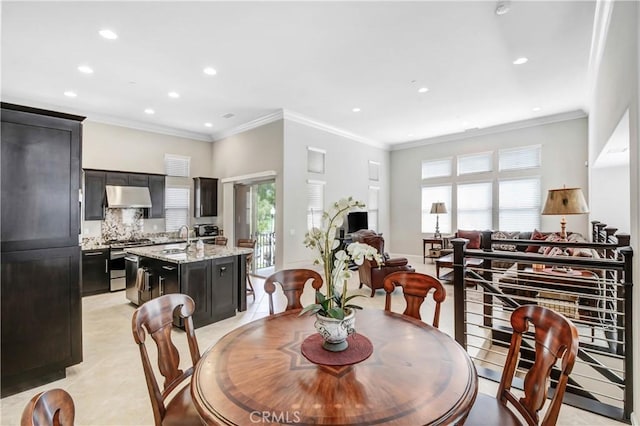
(204, 122, 213, 128)
(168, 91, 180, 99)
(407, 133, 414, 137)
(495, 1, 511, 15)
(77, 65, 94, 74)
(513, 57, 528, 65)
(64, 91, 77, 98)
(352, 107, 361, 112)
(532, 106, 542, 112)
(99, 29, 118, 40)
(203, 67, 217, 76)
(144, 108, 155, 115)
(418, 87, 429, 93)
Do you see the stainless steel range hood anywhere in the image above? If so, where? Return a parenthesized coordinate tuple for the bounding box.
(105, 185, 152, 208)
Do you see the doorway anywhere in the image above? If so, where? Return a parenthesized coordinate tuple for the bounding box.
(234, 180, 276, 277)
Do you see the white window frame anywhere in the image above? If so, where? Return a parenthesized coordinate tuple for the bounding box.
(457, 151, 493, 176)
(165, 185, 190, 232)
(499, 145, 541, 172)
(307, 180, 325, 230)
(457, 181, 493, 230)
(421, 185, 452, 234)
(368, 186, 379, 232)
(164, 154, 191, 177)
(498, 177, 541, 232)
(421, 157, 453, 180)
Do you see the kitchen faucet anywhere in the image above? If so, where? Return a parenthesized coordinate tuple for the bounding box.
(178, 225, 191, 249)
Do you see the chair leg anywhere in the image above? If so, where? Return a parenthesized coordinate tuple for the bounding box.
(370, 286, 375, 297)
(246, 266, 255, 301)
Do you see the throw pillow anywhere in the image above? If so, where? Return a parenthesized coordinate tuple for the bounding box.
(525, 229, 547, 253)
(541, 233, 563, 255)
(457, 230, 481, 249)
(492, 231, 520, 251)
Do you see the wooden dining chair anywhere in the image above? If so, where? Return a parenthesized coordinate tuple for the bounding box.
(383, 271, 446, 327)
(264, 269, 323, 315)
(20, 388, 75, 426)
(465, 304, 580, 426)
(214, 236, 228, 246)
(131, 294, 202, 426)
(237, 238, 257, 301)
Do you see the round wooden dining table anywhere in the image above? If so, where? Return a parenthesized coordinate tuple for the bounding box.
(191, 309, 478, 425)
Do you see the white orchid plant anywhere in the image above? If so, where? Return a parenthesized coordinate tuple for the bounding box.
(300, 197, 383, 320)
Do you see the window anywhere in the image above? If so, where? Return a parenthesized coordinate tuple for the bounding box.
(458, 152, 492, 175)
(421, 185, 452, 234)
(165, 186, 190, 232)
(368, 186, 379, 232)
(421, 158, 452, 180)
(164, 154, 190, 177)
(499, 178, 541, 231)
(307, 147, 325, 174)
(457, 182, 492, 230)
(499, 145, 541, 171)
(368, 161, 380, 181)
(307, 180, 325, 230)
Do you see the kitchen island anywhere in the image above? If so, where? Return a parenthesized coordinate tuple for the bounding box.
(125, 243, 253, 328)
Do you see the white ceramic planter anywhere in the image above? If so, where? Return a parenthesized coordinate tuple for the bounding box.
(314, 310, 356, 352)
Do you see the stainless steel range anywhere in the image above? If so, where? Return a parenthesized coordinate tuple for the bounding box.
(108, 238, 152, 291)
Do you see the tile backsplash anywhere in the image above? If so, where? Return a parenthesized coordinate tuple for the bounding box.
(101, 208, 144, 241)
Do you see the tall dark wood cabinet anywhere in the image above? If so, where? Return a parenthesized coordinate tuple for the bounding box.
(1, 103, 84, 397)
(194, 177, 218, 217)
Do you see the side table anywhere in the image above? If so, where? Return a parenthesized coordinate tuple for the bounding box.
(423, 236, 451, 264)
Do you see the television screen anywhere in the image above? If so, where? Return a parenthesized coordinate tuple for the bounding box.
(347, 212, 368, 233)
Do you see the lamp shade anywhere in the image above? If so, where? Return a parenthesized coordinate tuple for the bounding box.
(541, 187, 589, 215)
(430, 202, 447, 214)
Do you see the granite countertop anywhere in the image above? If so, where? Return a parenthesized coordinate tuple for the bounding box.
(125, 243, 252, 264)
(81, 243, 110, 251)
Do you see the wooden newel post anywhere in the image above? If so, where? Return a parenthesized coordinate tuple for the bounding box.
(620, 246, 634, 420)
(452, 238, 468, 347)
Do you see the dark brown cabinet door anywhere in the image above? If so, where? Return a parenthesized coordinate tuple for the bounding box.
(148, 174, 165, 218)
(1, 246, 82, 396)
(181, 261, 213, 328)
(194, 177, 218, 217)
(81, 249, 110, 296)
(211, 257, 237, 322)
(105, 171, 129, 186)
(84, 170, 106, 220)
(128, 173, 148, 187)
(1, 109, 81, 252)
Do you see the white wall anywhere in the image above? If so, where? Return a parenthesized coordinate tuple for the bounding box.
(210, 120, 284, 267)
(588, 1, 639, 422)
(282, 120, 390, 267)
(590, 164, 631, 234)
(82, 121, 214, 236)
(389, 117, 588, 255)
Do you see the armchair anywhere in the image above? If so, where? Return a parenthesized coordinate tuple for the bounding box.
(350, 230, 415, 297)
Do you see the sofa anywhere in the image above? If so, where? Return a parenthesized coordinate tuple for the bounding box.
(350, 230, 415, 297)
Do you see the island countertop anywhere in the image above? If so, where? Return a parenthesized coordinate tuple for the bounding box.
(125, 243, 252, 264)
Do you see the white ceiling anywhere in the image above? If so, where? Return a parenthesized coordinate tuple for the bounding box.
(1, 1, 596, 148)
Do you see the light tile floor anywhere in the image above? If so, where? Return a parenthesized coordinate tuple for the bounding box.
(0, 255, 624, 425)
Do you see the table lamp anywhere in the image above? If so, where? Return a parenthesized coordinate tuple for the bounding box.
(430, 202, 447, 238)
(541, 187, 589, 240)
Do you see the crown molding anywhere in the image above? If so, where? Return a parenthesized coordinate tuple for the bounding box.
(211, 110, 284, 141)
(282, 109, 389, 150)
(86, 114, 213, 142)
(0, 95, 213, 142)
(391, 110, 587, 151)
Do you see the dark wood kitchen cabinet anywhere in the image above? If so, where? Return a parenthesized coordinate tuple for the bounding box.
(181, 261, 213, 328)
(147, 174, 165, 219)
(194, 177, 218, 217)
(1, 103, 83, 397)
(84, 170, 106, 220)
(211, 256, 238, 322)
(82, 248, 110, 296)
(84, 169, 165, 220)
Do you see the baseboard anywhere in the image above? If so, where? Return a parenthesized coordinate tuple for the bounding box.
(631, 412, 639, 426)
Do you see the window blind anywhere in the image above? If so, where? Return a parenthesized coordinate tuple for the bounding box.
(499, 178, 541, 231)
(421, 185, 452, 233)
(164, 154, 191, 177)
(165, 186, 190, 232)
(499, 145, 541, 171)
(421, 158, 452, 180)
(457, 182, 492, 230)
(458, 152, 492, 175)
(307, 181, 325, 230)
